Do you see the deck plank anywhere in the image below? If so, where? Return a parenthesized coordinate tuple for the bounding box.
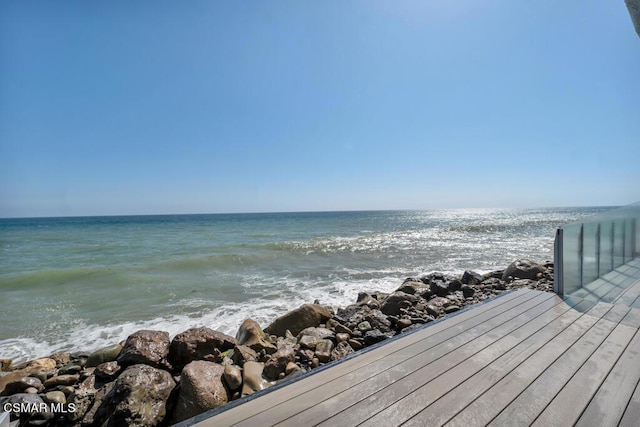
(530, 321, 637, 427)
(398, 298, 601, 427)
(575, 329, 640, 426)
(447, 304, 630, 427)
(319, 298, 568, 426)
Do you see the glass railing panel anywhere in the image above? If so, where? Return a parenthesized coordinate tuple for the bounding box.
(562, 222, 582, 295)
(624, 218, 634, 263)
(582, 222, 599, 285)
(613, 219, 625, 268)
(599, 221, 613, 276)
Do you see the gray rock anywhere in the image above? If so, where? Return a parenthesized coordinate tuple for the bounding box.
(461, 285, 476, 298)
(330, 341, 355, 361)
(231, 345, 258, 366)
(299, 335, 320, 350)
(265, 304, 333, 337)
(80, 381, 115, 426)
(117, 330, 170, 368)
(357, 321, 372, 332)
(169, 327, 237, 370)
(94, 361, 122, 381)
(364, 330, 389, 346)
(263, 346, 295, 380)
(314, 340, 334, 363)
(297, 327, 335, 341)
(502, 259, 544, 281)
(223, 364, 243, 391)
(462, 270, 484, 286)
(236, 318, 277, 354)
(380, 292, 418, 316)
(395, 279, 428, 295)
(43, 390, 66, 405)
(86, 343, 123, 368)
(44, 374, 79, 388)
(58, 363, 82, 375)
(93, 364, 175, 427)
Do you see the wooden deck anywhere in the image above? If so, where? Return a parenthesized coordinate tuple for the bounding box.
(188, 258, 640, 427)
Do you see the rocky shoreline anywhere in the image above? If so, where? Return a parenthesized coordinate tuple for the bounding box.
(0, 259, 554, 426)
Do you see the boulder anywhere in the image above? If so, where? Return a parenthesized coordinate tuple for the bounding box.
(0, 376, 44, 395)
(380, 292, 418, 316)
(236, 319, 276, 355)
(169, 327, 237, 370)
(315, 340, 334, 363)
(241, 361, 272, 397)
(461, 270, 484, 286)
(231, 345, 258, 366)
(43, 374, 79, 388)
(43, 390, 66, 405)
(265, 304, 333, 337)
(93, 364, 175, 427)
(223, 364, 243, 391)
(0, 358, 12, 371)
(117, 330, 170, 368)
(461, 285, 476, 298)
(364, 330, 389, 346)
(331, 341, 355, 361)
(94, 361, 122, 381)
(429, 281, 450, 297)
(502, 260, 545, 281)
(395, 279, 428, 295)
(172, 361, 228, 423)
(263, 346, 295, 380)
(297, 327, 335, 341)
(87, 343, 123, 367)
(80, 381, 116, 426)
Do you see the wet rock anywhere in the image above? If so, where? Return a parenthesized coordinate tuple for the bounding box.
(223, 364, 243, 391)
(231, 345, 258, 366)
(94, 361, 122, 381)
(169, 327, 237, 371)
(380, 292, 418, 316)
(117, 330, 170, 369)
(314, 340, 334, 363)
(94, 364, 175, 427)
(265, 304, 333, 337)
(448, 279, 463, 292)
(9, 358, 56, 372)
(241, 361, 272, 397)
(462, 270, 484, 286)
(331, 341, 355, 361)
(264, 346, 295, 380)
(502, 259, 545, 281)
(87, 343, 123, 367)
(236, 318, 277, 354)
(0, 376, 44, 395)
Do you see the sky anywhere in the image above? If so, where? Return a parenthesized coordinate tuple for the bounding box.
(1, 1, 639, 217)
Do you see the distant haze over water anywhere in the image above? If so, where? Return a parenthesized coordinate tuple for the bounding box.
(0, 207, 612, 362)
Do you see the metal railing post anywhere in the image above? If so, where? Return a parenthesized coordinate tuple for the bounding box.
(554, 228, 563, 296)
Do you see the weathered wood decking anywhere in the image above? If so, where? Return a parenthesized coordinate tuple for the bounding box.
(189, 258, 640, 427)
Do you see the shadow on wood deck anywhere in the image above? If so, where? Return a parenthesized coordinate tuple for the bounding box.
(183, 258, 640, 427)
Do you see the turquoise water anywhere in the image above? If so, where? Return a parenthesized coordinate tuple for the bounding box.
(0, 208, 610, 362)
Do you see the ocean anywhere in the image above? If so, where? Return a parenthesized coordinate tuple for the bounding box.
(0, 207, 610, 362)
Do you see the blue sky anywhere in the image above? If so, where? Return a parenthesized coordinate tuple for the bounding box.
(1, 1, 639, 217)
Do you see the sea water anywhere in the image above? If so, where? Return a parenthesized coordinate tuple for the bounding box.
(0, 207, 610, 362)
